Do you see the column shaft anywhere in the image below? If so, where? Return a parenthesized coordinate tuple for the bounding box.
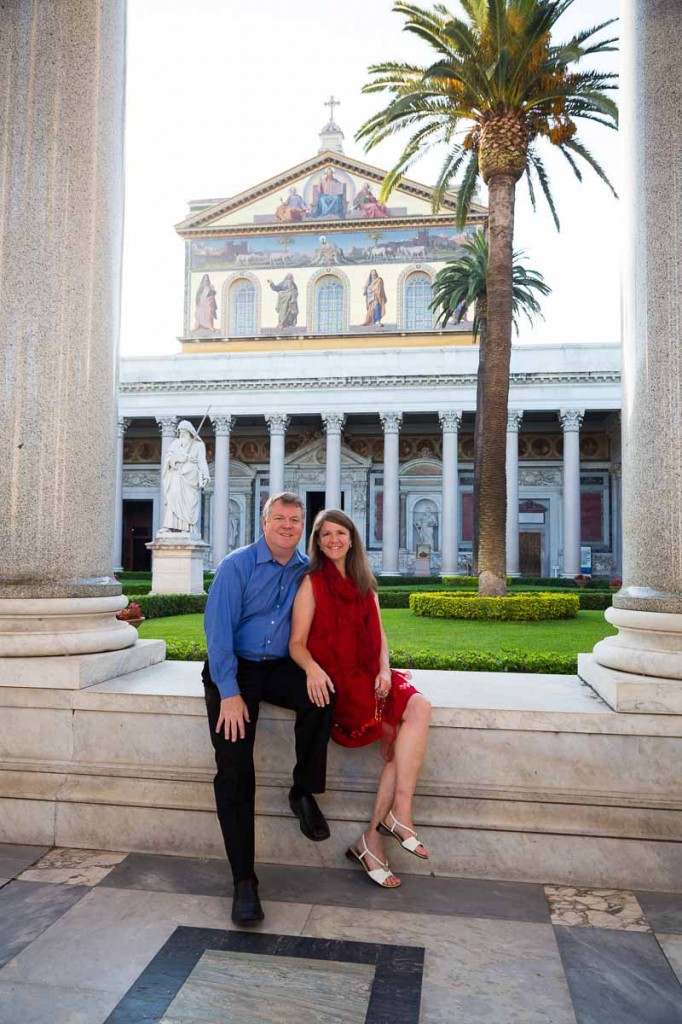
(266, 415, 289, 496)
(322, 413, 345, 509)
(211, 416, 234, 568)
(560, 410, 584, 577)
(506, 411, 523, 576)
(439, 411, 461, 575)
(0, 0, 126, 598)
(380, 413, 402, 574)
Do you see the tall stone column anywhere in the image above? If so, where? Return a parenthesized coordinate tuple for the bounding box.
(380, 413, 402, 574)
(580, 0, 682, 714)
(559, 409, 584, 577)
(439, 411, 462, 575)
(322, 412, 345, 510)
(113, 418, 130, 571)
(211, 415, 234, 568)
(506, 411, 523, 576)
(266, 414, 289, 496)
(0, 0, 140, 659)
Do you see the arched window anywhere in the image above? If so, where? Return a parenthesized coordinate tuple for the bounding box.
(315, 275, 344, 333)
(229, 279, 256, 336)
(404, 272, 433, 330)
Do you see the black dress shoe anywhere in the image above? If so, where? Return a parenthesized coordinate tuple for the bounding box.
(231, 879, 264, 925)
(288, 789, 331, 842)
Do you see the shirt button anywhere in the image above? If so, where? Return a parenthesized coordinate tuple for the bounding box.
(271, 620, 275, 625)
(266, 640, 271, 645)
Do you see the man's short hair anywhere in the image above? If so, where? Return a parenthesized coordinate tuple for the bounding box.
(262, 492, 305, 521)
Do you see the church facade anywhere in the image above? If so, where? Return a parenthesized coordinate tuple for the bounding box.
(117, 117, 622, 578)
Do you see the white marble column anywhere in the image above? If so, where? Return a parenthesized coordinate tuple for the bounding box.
(266, 414, 289, 496)
(113, 418, 130, 571)
(322, 412, 345, 509)
(156, 416, 177, 531)
(211, 415, 234, 568)
(380, 413, 402, 574)
(439, 411, 462, 575)
(559, 409, 584, 577)
(0, 0, 140, 659)
(506, 411, 523, 576)
(580, 0, 682, 713)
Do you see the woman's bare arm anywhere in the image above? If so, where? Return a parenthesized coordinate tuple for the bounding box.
(373, 592, 392, 694)
(290, 577, 335, 705)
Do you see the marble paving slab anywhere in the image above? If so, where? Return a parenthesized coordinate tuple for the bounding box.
(636, 890, 682, 934)
(0, 842, 50, 879)
(18, 847, 127, 886)
(100, 853, 550, 923)
(0, 880, 88, 969)
(660, 934, 682, 987)
(554, 925, 682, 1024)
(104, 927, 424, 1024)
(303, 904, 577, 1024)
(545, 886, 650, 931)
(0, 979, 120, 1024)
(0, 886, 312, 996)
(160, 950, 375, 1024)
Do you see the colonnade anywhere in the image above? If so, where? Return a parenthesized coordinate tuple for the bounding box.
(115, 407, 590, 574)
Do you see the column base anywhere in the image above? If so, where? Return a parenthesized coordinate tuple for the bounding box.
(579, 607, 682, 714)
(148, 532, 209, 595)
(0, 596, 138, 657)
(0, 639, 166, 690)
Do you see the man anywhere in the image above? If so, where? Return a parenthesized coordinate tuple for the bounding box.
(203, 492, 335, 925)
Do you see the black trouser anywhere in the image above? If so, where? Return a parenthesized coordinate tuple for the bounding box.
(203, 657, 335, 884)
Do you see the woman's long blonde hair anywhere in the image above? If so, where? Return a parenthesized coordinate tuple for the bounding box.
(308, 508, 377, 596)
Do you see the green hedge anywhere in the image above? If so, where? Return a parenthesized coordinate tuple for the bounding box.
(384, 590, 610, 611)
(410, 591, 579, 621)
(376, 575, 443, 586)
(136, 593, 208, 619)
(161, 637, 576, 675)
(122, 584, 152, 597)
(442, 575, 507, 588)
(575, 592, 612, 610)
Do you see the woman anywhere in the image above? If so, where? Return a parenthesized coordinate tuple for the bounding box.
(290, 509, 431, 888)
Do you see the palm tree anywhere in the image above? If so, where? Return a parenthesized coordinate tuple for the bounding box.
(431, 230, 551, 571)
(356, 0, 617, 595)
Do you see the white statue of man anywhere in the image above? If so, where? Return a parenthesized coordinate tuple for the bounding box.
(161, 420, 210, 533)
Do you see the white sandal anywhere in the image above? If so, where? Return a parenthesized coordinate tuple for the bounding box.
(345, 835, 401, 888)
(377, 810, 429, 859)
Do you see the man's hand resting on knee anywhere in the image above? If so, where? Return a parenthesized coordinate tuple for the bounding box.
(216, 695, 250, 741)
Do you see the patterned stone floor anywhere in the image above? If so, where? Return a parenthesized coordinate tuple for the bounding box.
(0, 843, 681, 1023)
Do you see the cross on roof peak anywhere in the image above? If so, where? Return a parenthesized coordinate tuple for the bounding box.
(324, 95, 340, 121)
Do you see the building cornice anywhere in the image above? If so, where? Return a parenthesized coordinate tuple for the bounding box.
(119, 370, 621, 395)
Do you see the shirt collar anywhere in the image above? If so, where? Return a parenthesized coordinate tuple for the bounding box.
(255, 534, 308, 568)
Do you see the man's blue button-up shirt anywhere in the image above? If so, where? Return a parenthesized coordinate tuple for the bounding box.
(204, 535, 309, 699)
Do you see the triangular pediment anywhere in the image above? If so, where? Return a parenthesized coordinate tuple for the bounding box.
(284, 436, 372, 469)
(176, 150, 486, 234)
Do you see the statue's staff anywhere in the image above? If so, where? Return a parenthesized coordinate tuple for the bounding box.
(196, 407, 212, 436)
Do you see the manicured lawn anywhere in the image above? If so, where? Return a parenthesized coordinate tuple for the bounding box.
(139, 609, 616, 656)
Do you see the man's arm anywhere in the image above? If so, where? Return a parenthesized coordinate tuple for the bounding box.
(204, 557, 245, 699)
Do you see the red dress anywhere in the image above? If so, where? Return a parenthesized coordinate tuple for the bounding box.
(307, 559, 419, 757)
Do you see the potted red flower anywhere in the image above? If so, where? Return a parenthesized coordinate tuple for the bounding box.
(117, 602, 145, 628)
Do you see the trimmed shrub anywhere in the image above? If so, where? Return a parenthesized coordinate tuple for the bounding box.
(576, 592, 612, 611)
(377, 591, 412, 609)
(137, 593, 208, 619)
(165, 639, 207, 661)
(122, 584, 152, 597)
(410, 591, 579, 621)
(441, 575, 482, 588)
(390, 647, 577, 674)
(376, 575, 443, 586)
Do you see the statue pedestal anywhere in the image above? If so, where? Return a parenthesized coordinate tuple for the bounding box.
(147, 533, 209, 596)
(415, 543, 432, 576)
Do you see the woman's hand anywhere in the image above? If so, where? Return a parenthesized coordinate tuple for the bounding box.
(374, 669, 392, 698)
(306, 664, 335, 707)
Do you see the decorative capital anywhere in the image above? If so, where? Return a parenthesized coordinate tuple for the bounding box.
(117, 417, 131, 438)
(321, 411, 345, 434)
(211, 414, 234, 436)
(265, 413, 290, 435)
(558, 409, 584, 432)
(156, 415, 177, 438)
(439, 410, 462, 432)
(379, 411, 402, 433)
(507, 409, 523, 432)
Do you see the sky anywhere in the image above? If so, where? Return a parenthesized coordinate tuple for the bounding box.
(120, 0, 621, 357)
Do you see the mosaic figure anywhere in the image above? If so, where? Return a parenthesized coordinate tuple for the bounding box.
(194, 274, 217, 331)
(363, 269, 387, 326)
(275, 187, 307, 223)
(354, 183, 389, 219)
(268, 273, 299, 328)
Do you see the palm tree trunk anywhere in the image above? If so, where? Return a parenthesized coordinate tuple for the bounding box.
(478, 175, 516, 596)
(472, 304, 487, 575)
